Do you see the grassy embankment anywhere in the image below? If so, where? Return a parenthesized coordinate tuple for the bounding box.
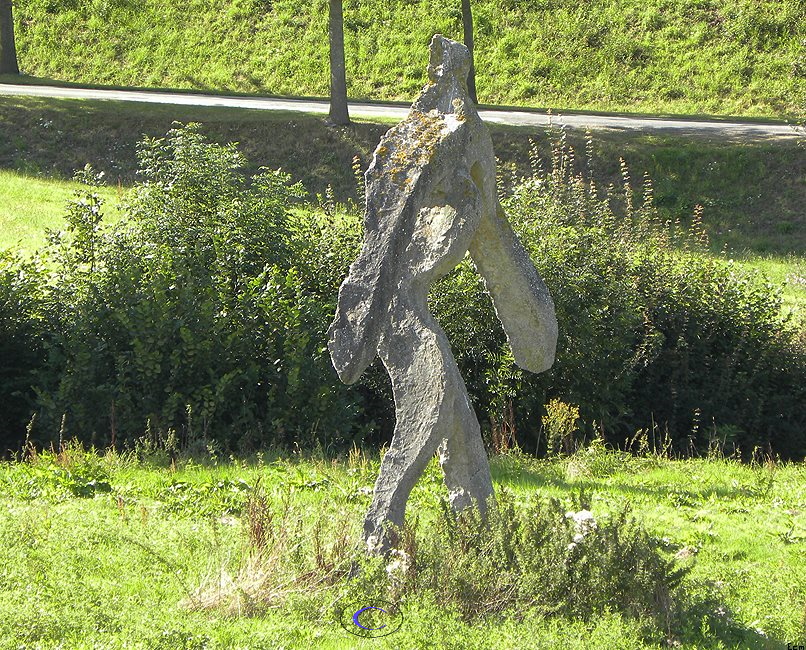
(1, 95, 803, 315)
(6, 0, 805, 118)
(0, 444, 803, 649)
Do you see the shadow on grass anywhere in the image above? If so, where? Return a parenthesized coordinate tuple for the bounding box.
(674, 591, 792, 650)
(489, 456, 768, 508)
(0, 93, 803, 255)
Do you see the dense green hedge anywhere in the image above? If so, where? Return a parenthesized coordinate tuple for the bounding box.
(433, 137, 805, 458)
(1, 125, 372, 453)
(0, 126, 803, 458)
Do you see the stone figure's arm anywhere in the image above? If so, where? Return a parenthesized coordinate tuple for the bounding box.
(327, 204, 411, 385)
(328, 274, 382, 385)
(468, 201, 558, 374)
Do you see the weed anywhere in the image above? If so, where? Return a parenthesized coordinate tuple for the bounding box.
(184, 479, 355, 616)
(542, 399, 582, 456)
(2, 438, 112, 500)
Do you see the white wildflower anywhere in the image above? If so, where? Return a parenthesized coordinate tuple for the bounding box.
(385, 549, 411, 577)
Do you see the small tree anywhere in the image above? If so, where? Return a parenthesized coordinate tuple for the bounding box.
(328, 0, 350, 125)
(0, 0, 19, 75)
(461, 0, 477, 104)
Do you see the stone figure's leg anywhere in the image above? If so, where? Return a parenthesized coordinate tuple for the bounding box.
(437, 385, 494, 514)
(364, 291, 492, 552)
(362, 298, 446, 552)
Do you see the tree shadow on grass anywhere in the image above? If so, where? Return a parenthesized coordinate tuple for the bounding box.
(490, 456, 766, 505)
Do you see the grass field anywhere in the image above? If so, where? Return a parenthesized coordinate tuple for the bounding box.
(0, 444, 803, 649)
(729, 254, 806, 321)
(9, 0, 806, 118)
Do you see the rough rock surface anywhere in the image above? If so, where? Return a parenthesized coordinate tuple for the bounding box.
(328, 35, 558, 553)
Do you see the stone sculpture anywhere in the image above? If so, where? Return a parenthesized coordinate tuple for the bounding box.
(328, 35, 558, 554)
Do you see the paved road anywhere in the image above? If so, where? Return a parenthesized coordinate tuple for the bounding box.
(0, 83, 799, 139)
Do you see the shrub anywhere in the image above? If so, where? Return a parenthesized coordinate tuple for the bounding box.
(206, 485, 691, 642)
(26, 124, 369, 452)
(0, 250, 46, 452)
(432, 131, 806, 459)
(1, 439, 112, 500)
(408, 490, 690, 628)
(542, 398, 581, 456)
(0, 123, 802, 459)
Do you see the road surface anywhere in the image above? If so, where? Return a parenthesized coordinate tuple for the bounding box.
(0, 83, 799, 139)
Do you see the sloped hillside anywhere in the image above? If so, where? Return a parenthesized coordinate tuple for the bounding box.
(11, 0, 805, 117)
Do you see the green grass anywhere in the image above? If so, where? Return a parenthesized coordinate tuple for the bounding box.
(0, 444, 803, 648)
(0, 170, 122, 251)
(9, 0, 806, 119)
(729, 254, 806, 323)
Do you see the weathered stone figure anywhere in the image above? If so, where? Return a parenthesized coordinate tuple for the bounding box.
(328, 35, 558, 553)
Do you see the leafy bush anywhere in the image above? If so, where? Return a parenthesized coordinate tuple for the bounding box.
(160, 478, 252, 518)
(0, 124, 802, 459)
(0, 250, 46, 448)
(20, 124, 369, 452)
(1, 439, 112, 500)
(432, 132, 806, 459)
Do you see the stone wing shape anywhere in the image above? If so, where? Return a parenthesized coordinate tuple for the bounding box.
(468, 200, 558, 374)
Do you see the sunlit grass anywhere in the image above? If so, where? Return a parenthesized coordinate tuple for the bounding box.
(739, 254, 805, 319)
(725, 253, 806, 322)
(0, 446, 802, 648)
(9, 0, 804, 118)
(0, 170, 122, 252)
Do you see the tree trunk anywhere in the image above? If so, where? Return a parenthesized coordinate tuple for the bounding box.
(328, 0, 350, 125)
(0, 0, 19, 75)
(461, 0, 477, 104)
